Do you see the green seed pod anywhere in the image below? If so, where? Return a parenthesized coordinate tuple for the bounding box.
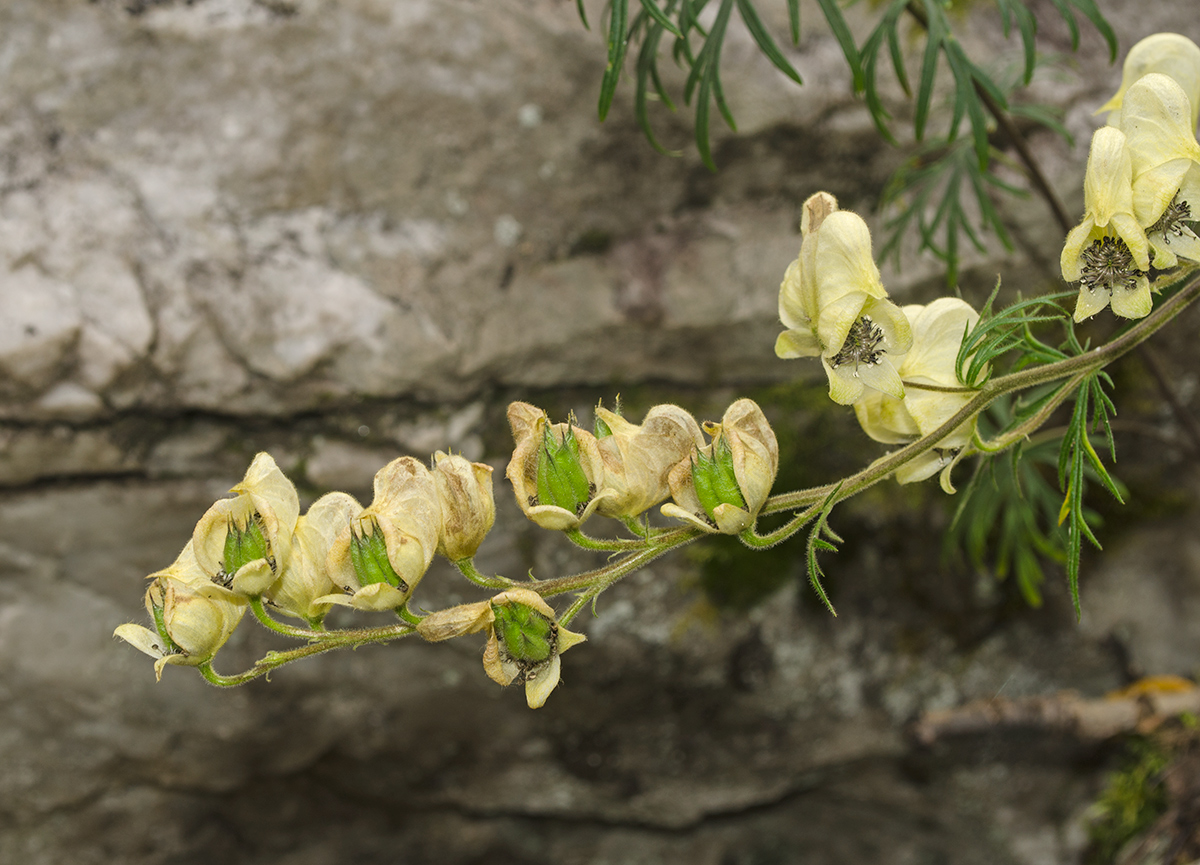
(492, 601, 553, 664)
(690, 436, 747, 522)
(221, 515, 270, 582)
(349, 521, 406, 590)
(536, 425, 592, 513)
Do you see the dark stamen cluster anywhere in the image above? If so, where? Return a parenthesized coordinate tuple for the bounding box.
(1150, 194, 1194, 242)
(829, 315, 885, 371)
(1080, 236, 1141, 294)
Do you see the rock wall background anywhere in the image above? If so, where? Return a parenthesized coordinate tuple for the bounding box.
(2, 0, 1200, 862)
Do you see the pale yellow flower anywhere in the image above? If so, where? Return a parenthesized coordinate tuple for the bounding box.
(592, 404, 704, 519)
(661, 399, 779, 534)
(114, 543, 247, 680)
(853, 298, 981, 485)
(1119, 73, 1200, 268)
(321, 457, 440, 612)
(431, 451, 495, 561)
(1101, 33, 1200, 130)
(776, 193, 913, 405)
(192, 452, 300, 597)
(1061, 127, 1151, 320)
(268, 492, 362, 625)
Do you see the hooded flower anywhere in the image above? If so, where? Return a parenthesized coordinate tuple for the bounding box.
(192, 452, 300, 597)
(321, 457, 440, 612)
(1061, 127, 1152, 321)
(431, 451, 496, 561)
(853, 298, 982, 486)
(1100, 32, 1200, 130)
(482, 589, 586, 709)
(268, 492, 363, 626)
(591, 403, 705, 519)
(505, 402, 612, 530)
(1119, 73, 1200, 268)
(114, 543, 247, 680)
(661, 399, 779, 534)
(776, 192, 913, 405)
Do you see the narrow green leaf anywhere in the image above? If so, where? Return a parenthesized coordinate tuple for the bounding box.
(913, 0, 943, 141)
(786, 0, 799, 44)
(635, 20, 681, 155)
(1045, 0, 1080, 50)
(639, 0, 683, 39)
(598, 0, 632, 121)
(1067, 0, 1117, 61)
(737, 0, 802, 85)
(577, 0, 590, 29)
(814, 0, 864, 92)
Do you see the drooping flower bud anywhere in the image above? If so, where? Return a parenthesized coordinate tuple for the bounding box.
(114, 543, 247, 680)
(192, 452, 300, 597)
(853, 298, 983, 487)
(479, 588, 586, 709)
(268, 492, 363, 626)
(505, 402, 611, 530)
(775, 194, 913, 405)
(591, 403, 705, 519)
(662, 399, 779, 534)
(321, 457, 440, 611)
(431, 451, 496, 562)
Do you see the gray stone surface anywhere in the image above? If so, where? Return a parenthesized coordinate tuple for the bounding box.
(1, 0, 1199, 862)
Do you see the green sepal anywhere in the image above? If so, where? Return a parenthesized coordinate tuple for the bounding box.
(492, 601, 553, 663)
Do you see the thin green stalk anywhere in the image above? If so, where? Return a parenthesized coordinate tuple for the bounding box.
(198, 623, 418, 686)
(564, 528, 653, 551)
(455, 558, 516, 590)
(249, 596, 333, 640)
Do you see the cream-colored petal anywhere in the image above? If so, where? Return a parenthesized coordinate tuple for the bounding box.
(557, 626, 587, 653)
(1121, 74, 1200, 176)
(525, 655, 562, 709)
(1161, 225, 1200, 263)
(660, 502, 720, 533)
(812, 211, 888, 305)
(1110, 274, 1153, 319)
(1110, 213, 1151, 271)
(1100, 34, 1200, 129)
(491, 588, 558, 621)
(822, 356, 866, 406)
(1131, 159, 1191, 227)
(1149, 231, 1181, 269)
(857, 358, 906, 402)
(113, 624, 168, 660)
(1061, 218, 1099, 282)
(775, 328, 822, 359)
(853, 391, 917, 445)
(345, 582, 411, 612)
(482, 633, 517, 686)
(417, 602, 494, 642)
(712, 502, 753, 534)
(1083, 127, 1136, 224)
(894, 451, 945, 485)
(861, 296, 914, 358)
(815, 291, 870, 355)
(229, 559, 276, 597)
(1073, 285, 1112, 321)
(778, 259, 809, 332)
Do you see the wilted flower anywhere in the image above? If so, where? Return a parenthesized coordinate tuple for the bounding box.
(662, 399, 779, 534)
(192, 452, 300, 597)
(321, 457, 440, 612)
(776, 192, 913, 405)
(1061, 127, 1152, 321)
(114, 543, 247, 680)
(591, 403, 705, 519)
(853, 298, 982, 486)
(268, 492, 363, 626)
(482, 589, 586, 709)
(505, 402, 610, 530)
(1119, 73, 1200, 268)
(1101, 32, 1200, 130)
(430, 451, 495, 562)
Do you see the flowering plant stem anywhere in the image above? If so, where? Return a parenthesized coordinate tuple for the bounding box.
(198, 270, 1200, 681)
